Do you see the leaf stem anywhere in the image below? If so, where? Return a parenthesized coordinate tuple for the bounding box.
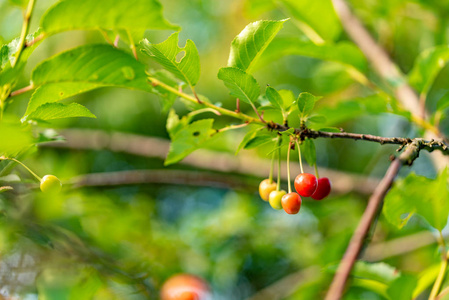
(9, 84, 34, 98)
(430, 249, 449, 300)
(12, 0, 36, 68)
(148, 77, 261, 123)
(286, 141, 292, 193)
(295, 139, 304, 173)
(0, 157, 41, 181)
(269, 150, 275, 183)
(314, 163, 319, 179)
(126, 30, 138, 60)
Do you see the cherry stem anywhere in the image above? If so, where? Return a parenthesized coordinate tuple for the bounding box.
(287, 141, 292, 193)
(0, 157, 41, 181)
(314, 164, 320, 179)
(277, 137, 282, 191)
(269, 150, 275, 183)
(295, 139, 304, 173)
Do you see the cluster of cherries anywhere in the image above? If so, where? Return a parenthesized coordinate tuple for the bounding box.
(258, 139, 331, 214)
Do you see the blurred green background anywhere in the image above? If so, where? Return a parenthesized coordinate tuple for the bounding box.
(1, 0, 448, 299)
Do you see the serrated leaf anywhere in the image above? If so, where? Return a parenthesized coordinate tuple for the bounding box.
(279, 0, 341, 41)
(218, 67, 259, 105)
(409, 46, 449, 96)
(141, 32, 200, 88)
(301, 138, 316, 167)
(297, 92, 318, 117)
(26, 103, 96, 121)
(265, 86, 283, 110)
(41, 0, 178, 35)
(254, 38, 367, 72)
(236, 126, 264, 155)
(228, 19, 287, 73)
(25, 44, 150, 118)
(165, 119, 215, 165)
(383, 169, 449, 230)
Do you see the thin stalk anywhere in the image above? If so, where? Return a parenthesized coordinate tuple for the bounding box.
(430, 250, 449, 300)
(0, 157, 41, 181)
(287, 141, 292, 193)
(12, 0, 36, 68)
(277, 139, 282, 191)
(269, 151, 275, 183)
(148, 77, 261, 123)
(314, 164, 319, 179)
(295, 140, 304, 173)
(127, 30, 138, 60)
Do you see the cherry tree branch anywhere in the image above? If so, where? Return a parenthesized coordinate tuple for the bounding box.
(325, 140, 425, 300)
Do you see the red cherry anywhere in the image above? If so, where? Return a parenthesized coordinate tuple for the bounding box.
(281, 192, 302, 214)
(311, 177, 331, 200)
(294, 173, 318, 197)
(161, 274, 209, 300)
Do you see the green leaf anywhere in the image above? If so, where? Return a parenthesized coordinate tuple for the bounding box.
(383, 169, 449, 230)
(254, 38, 367, 72)
(148, 69, 180, 112)
(409, 46, 449, 96)
(244, 134, 275, 149)
(307, 115, 326, 124)
(0, 123, 33, 156)
(236, 126, 264, 155)
(26, 103, 96, 121)
(166, 109, 182, 139)
(412, 264, 440, 298)
(436, 90, 449, 112)
(41, 0, 178, 35)
(387, 274, 417, 300)
(318, 127, 341, 133)
(228, 19, 287, 73)
(265, 86, 283, 110)
(351, 261, 399, 285)
(279, 0, 341, 41)
(141, 32, 200, 87)
(217, 67, 260, 105)
(301, 138, 316, 167)
(297, 92, 318, 117)
(165, 119, 216, 165)
(25, 44, 150, 118)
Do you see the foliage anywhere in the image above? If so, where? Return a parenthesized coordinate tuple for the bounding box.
(1, 0, 449, 299)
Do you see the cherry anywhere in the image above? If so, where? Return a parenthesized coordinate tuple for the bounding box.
(259, 179, 277, 201)
(281, 192, 302, 214)
(269, 190, 286, 210)
(311, 177, 331, 200)
(160, 274, 209, 300)
(40, 175, 62, 193)
(294, 173, 317, 197)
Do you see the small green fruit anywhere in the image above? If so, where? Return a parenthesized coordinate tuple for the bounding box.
(269, 190, 286, 210)
(40, 175, 62, 193)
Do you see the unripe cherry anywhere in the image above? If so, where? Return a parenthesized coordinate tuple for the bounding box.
(40, 175, 62, 193)
(294, 173, 317, 197)
(311, 177, 331, 200)
(259, 179, 277, 201)
(281, 192, 302, 214)
(269, 190, 286, 210)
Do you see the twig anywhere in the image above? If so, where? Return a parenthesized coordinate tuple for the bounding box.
(40, 129, 380, 195)
(9, 84, 34, 97)
(11, 0, 36, 68)
(430, 249, 449, 300)
(24, 32, 45, 48)
(331, 0, 449, 169)
(325, 140, 425, 300)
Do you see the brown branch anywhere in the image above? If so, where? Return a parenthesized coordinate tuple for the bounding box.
(40, 129, 379, 195)
(325, 140, 424, 300)
(331, 0, 449, 170)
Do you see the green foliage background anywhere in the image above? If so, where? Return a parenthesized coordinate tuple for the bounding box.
(1, 0, 449, 299)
